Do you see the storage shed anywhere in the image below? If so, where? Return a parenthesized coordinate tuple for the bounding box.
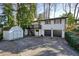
(3, 26, 23, 40)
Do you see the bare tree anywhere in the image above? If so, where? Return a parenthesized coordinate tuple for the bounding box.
(76, 7, 79, 19)
(48, 3, 50, 19)
(43, 3, 49, 19)
(62, 3, 72, 14)
(74, 3, 78, 18)
(62, 3, 67, 14)
(53, 3, 57, 18)
(62, 3, 79, 18)
(43, 3, 55, 19)
(44, 3, 45, 19)
(68, 3, 71, 13)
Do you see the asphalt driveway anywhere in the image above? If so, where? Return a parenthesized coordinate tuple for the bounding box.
(0, 36, 78, 56)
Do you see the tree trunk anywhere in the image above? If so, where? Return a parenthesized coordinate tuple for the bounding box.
(74, 3, 78, 18)
(76, 7, 79, 19)
(62, 3, 67, 14)
(68, 3, 71, 13)
(53, 4, 57, 18)
(23, 29, 25, 37)
(44, 3, 45, 19)
(17, 3, 20, 26)
(48, 3, 50, 19)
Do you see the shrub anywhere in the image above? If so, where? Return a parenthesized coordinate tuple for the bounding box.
(3, 26, 11, 31)
(65, 32, 74, 41)
(69, 35, 79, 47)
(65, 31, 79, 51)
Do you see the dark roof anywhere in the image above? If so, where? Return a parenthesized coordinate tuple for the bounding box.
(33, 17, 68, 22)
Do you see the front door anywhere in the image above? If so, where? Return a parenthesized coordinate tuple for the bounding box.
(28, 29, 35, 36)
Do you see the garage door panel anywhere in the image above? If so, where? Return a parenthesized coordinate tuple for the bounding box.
(53, 30, 62, 37)
(44, 30, 51, 36)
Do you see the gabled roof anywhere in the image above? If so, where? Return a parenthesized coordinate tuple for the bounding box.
(33, 17, 67, 22)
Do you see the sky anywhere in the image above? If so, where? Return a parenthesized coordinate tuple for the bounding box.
(36, 3, 78, 18)
(37, 3, 64, 18)
(0, 3, 78, 18)
(0, 4, 4, 14)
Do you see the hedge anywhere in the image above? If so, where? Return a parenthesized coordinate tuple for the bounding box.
(65, 32, 74, 42)
(65, 32, 79, 51)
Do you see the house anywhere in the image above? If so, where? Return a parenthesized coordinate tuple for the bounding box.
(31, 17, 67, 38)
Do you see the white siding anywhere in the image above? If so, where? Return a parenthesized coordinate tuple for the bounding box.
(42, 19, 65, 30)
(42, 24, 64, 30)
(34, 29, 43, 36)
(33, 19, 66, 38)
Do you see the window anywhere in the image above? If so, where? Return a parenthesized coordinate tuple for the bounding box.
(45, 20, 51, 24)
(54, 19, 61, 24)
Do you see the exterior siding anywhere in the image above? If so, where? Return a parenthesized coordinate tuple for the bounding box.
(34, 29, 43, 36)
(42, 19, 65, 30)
(33, 18, 66, 38)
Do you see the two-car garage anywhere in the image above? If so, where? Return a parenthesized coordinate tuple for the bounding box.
(44, 30, 62, 37)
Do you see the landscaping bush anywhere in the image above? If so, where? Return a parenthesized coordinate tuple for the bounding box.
(65, 31, 79, 51)
(69, 35, 79, 47)
(65, 32, 74, 41)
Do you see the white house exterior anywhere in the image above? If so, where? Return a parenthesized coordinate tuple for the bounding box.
(32, 17, 67, 38)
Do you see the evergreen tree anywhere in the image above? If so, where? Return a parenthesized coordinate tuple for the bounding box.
(3, 3, 14, 27)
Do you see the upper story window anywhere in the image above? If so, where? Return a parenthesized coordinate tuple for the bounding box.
(45, 20, 51, 24)
(54, 19, 61, 24)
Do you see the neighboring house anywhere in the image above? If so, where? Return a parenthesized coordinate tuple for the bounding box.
(32, 17, 67, 38)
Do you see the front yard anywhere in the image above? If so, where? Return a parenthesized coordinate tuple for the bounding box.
(0, 36, 78, 56)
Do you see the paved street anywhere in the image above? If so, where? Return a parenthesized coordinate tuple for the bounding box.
(0, 36, 78, 56)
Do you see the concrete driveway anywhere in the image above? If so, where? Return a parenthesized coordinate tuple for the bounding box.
(0, 36, 78, 56)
